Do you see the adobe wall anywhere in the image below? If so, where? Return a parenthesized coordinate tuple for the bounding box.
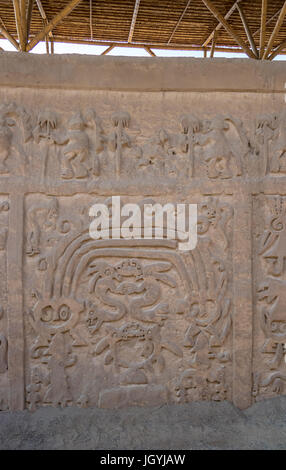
(0, 52, 286, 412)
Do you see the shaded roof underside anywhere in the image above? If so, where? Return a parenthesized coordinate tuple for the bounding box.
(0, 0, 286, 53)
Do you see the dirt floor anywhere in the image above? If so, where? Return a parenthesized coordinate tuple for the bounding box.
(0, 396, 286, 449)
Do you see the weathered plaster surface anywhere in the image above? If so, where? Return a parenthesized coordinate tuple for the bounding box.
(0, 52, 286, 412)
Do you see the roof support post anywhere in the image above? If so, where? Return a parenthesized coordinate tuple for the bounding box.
(128, 0, 140, 43)
(201, 0, 257, 58)
(259, 0, 267, 58)
(202, 0, 241, 48)
(0, 17, 19, 49)
(236, 2, 258, 57)
(263, 1, 286, 59)
(13, 0, 25, 51)
(27, 0, 83, 52)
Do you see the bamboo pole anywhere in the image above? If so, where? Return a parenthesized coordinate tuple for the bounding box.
(27, 0, 83, 52)
(254, 5, 279, 37)
(144, 46, 156, 56)
(201, 0, 257, 59)
(268, 39, 286, 60)
(0, 18, 19, 49)
(259, 0, 267, 58)
(37, 35, 280, 55)
(128, 0, 141, 43)
(89, 0, 93, 39)
(202, 0, 241, 48)
(236, 3, 258, 58)
(167, 0, 192, 44)
(20, 0, 27, 46)
(210, 30, 217, 57)
(50, 35, 54, 53)
(36, 1, 54, 54)
(101, 44, 114, 55)
(13, 0, 25, 51)
(263, 1, 286, 59)
(26, 0, 34, 42)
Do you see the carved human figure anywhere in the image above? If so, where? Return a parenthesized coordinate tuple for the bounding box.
(195, 116, 244, 179)
(26, 367, 44, 411)
(60, 112, 90, 180)
(109, 111, 131, 178)
(137, 129, 167, 175)
(0, 103, 32, 175)
(255, 114, 278, 175)
(33, 111, 59, 180)
(180, 114, 200, 177)
(94, 322, 182, 383)
(0, 115, 13, 174)
(26, 197, 59, 256)
(269, 111, 286, 174)
(84, 109, 106, 176)
(43, 332, 76, 407)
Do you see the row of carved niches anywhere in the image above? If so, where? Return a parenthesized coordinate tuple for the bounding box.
(24, 194, 233, 410)
(0, 197, 9, 410)
(253, 195, 286, 402)
(2, 102, 286, 181)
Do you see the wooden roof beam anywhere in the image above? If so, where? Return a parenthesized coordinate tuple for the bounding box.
(13, 0, 25, 51)
(128, 0, 140, 43)
(201, 0, 257, 59)
(167, 0, 192, 45)
(26, 0, 34, 42)
(236, 2, 258, 58)
(20, 0, 27, 46)
(210, 29, 217, 57)
(267, 39, 286, 60)
(35, 0, 46, 20)
(144, 46, 156, 56)
(259, 0, 267, 58)
(101, 44, 114, 55)
(27, 0, 83, 52)
(0, 17, 19, 50)
(202, 0, 241, 48)
(263, 1, 286, 59)
(36, 0, 54, 53)
(253, 6, 280, 37)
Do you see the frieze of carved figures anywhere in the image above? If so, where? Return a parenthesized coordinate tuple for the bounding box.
(6, 102, 286, 180)
(254, 196, 286, 401)
(1, 102, 274, 180)
(24, 195, 233, 409)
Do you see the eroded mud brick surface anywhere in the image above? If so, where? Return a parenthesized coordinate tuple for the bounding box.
(0, 53, 286, 413)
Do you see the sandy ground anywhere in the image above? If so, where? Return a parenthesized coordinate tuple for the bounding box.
(0, 396, 286, 449)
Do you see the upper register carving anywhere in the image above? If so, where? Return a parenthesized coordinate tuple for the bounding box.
(6, 102, 286, 181)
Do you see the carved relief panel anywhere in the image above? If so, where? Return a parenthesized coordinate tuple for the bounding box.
(253, 195, 286, 401)
(0, 196, 9, 410)
(23, 194, 233, 409)
(1, 98, 285, 411)
(0, 103, 257, 183)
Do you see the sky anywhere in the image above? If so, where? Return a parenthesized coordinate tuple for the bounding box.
(0, 37, 286, 59)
